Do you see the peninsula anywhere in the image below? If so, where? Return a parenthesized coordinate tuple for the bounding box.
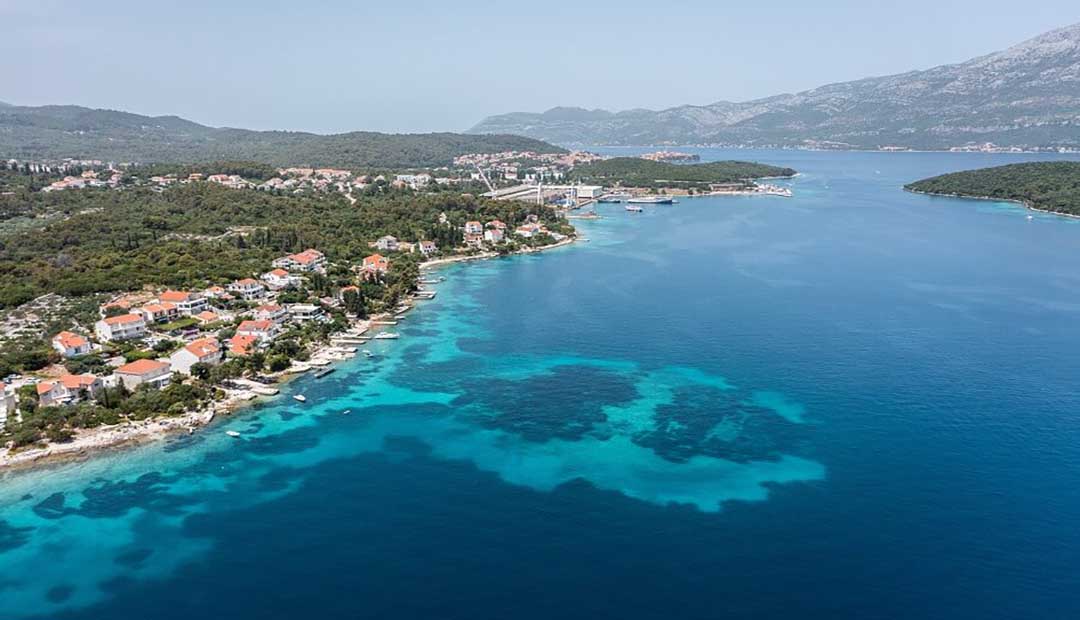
(568, 157, 796, 195)
(905, 162, 1080, 217)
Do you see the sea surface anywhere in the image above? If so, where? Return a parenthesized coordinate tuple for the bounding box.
(3, 149, 1080, 619)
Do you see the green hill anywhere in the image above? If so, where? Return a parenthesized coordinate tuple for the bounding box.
(905, 162, 1080, 216)
(569, 157, 796, 189)
(0, 104, 565, 168)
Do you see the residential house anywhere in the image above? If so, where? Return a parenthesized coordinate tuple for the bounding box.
(484, 228, 505, 243)
(253, 303, 288, 324)
(228, 334, 260, 357)
(36, 374, 103, 407)
(52, 331, 92, 358)
(135, 302, 179, 324)
(375, 235, 399, 251)
(158, 290, 208, 316)
(262, 268, 300, 290)
(486, 220, 507, 231)
(115, 359, 173, 391)
(515, 223, 543, 238)
(287, 304, 324, 323)
(272, 249, 326, 273)
(203, 285, 228, 299)
(95, 313, 148, 342)
(419, 241, 438, 256)
(361, 254, 390, 279)
(170, 338, 223, 375)
(236, 319, 279, 342)
(464, 221, 483, 235)
(228, 278, 266, 301)
(194, 310, 221, 325)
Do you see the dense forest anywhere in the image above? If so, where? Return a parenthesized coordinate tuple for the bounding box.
(0, 182, 567, 308)
(568, 158, 797, 189)
(905, 162, 1080, 216)
(0, 104, 565, 168)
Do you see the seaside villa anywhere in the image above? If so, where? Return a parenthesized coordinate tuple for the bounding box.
(95, 313, 148, 342)
(115, 359, 173, 391)
(361, 254, 390, 278)
(37, 374, 103, 407)
(170, 338, 224, 375)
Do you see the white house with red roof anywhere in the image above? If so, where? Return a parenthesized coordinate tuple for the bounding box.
(115, 359, 173, 390)
(52, 331, 92, 358)
(228, 334, 260, 357)
(262, 268, 300, 290)
(484, 228, 505, 243)
(361, 254, 390, 279)
(253, 303, 288, 324)
(134, 302, 179, 324)
(272, 249, 326, 273)
(36, 374, 103, 407)
(95, 313, 148, 342)
(464, 221, 483, 235)
(418, 240, 438, 256)
(158, 290, 208, 315)
(236, 319, 279, 341)
(170, 338, 223, 375)
(228, 278, 266, 301)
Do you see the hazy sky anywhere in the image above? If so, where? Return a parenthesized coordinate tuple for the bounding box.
(3, 0, 1077, 133)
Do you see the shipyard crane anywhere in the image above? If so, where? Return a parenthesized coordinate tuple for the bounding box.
(474, 164, 497, 195)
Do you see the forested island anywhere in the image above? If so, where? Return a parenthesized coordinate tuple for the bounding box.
(568, 157, 796, 191)
(905, 162, 1080, 216)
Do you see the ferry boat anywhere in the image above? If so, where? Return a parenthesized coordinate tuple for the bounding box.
(627, 196, 675, 205)
(293, 394, 307, 403)
(373, 332, 399, 340)
(625, 204, 643, 212)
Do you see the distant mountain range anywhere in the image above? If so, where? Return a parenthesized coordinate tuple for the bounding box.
(0, 105, 564, 168)
(469, 23, 1080, 150)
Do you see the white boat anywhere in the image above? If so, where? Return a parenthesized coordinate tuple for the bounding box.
(625, 204, 643, 212)
(342, 409, 351, 415)
(363, 350, 374, 357)
(373, 333, 399, 340)
(628, 196, 675, 205)
(1027, 215, 1034, 220)
(293, 394, 307, 402)
(226, 430, 241, 438)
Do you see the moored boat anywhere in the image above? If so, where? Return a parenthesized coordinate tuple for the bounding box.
(293, 394, 307, 402)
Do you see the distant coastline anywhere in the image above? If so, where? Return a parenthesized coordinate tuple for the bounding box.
(903, 187, 1080, 220)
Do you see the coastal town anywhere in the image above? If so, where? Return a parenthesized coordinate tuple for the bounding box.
(0, 147, 799, 467)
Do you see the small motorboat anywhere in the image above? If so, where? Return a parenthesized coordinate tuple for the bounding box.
(342, 409, 351, 415)
(373, 333, 399, 340)
(226, 430, 241, 438)
(625, 204, 643, 212)
(363, 349, 373, 357)
(293, 394, 307, 403)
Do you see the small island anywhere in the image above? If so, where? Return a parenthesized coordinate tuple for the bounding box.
(568, 157, 796, 196)
(905, 162, 1080, 217)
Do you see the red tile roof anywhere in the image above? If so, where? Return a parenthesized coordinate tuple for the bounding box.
(116, 359, 170, 375)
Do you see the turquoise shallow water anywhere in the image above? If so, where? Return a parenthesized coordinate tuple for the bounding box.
(3, 150, 1080, 619)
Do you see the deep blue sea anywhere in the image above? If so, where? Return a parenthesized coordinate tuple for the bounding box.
(3, 149, 1080, 619)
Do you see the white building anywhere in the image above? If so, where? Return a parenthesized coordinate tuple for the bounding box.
(158, 291, 209, 316)
(287, 304, 325, 323)
(262, 269, 300, 290)
(375, 235, 399, 251)
(115, 359, 173, 391)
(0, 383, 15, 429)
(36, 374, 103, 407)
(169, 338, 223, 375)
(52, 331, 92, 358)
(272, 249, 326, 273)
(228, 278, 267, 301)
(95, 314, 148, 342)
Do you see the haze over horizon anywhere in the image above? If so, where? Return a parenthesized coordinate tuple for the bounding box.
(4, 0, 1078, 134)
